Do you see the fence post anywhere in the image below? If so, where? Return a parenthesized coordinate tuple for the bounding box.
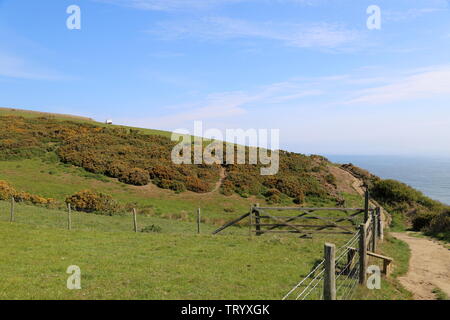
(359, 223, 367, 285)
(324, 243, 336, 300)
(68, 203, 72, 230)
(347, 248, 356, 270)
(364, 188, 370, 222)
(372, 210, 378, 252)
(254, 203, 261, 236)
(10, 196, 15, 222)
(197, 208, 201, 234)
(249, 205, 253, 237)
(133, 208, 138, 233)
(378, 207, 384, 242)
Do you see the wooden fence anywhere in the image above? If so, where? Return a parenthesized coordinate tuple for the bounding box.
(283, 206, 392, 300)
(214, 189, 374, 239)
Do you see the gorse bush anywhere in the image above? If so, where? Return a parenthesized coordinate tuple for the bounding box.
(0, 180, 56, 206)
(65, 190, 119, 215)
(0, 180, 16, 200)
(120, 167, 150, 186)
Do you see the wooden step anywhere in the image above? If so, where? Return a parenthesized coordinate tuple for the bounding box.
(367, 251, 393, 262)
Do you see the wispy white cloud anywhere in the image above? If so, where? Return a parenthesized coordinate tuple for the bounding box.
(120, 80, 322, 128)
(95, 0, 312, 11)
(0, 52, 66, 80)
(344, 66, 450, 105)
(149, 17, 361, 49)
(123, 64, 450, 131)
(95, 0, 243, 11)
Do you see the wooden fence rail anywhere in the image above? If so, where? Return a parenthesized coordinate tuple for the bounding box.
(249, 206, 372, 238)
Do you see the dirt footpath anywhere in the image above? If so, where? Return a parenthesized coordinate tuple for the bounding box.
(391, 232, 450, 300)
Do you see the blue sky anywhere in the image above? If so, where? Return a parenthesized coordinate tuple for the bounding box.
(1, 0, 450, 156)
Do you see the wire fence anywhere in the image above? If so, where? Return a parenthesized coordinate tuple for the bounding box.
(283, 207, 385, 301)
(283, 230, 361, 300)
(282, 259, 325, 300)
(335, 231, 360, 300)
(0, 197, 232, 235)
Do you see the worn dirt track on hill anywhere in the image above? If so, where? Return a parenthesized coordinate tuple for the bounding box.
(210, 167, 226, 193)
(391, 232, 450, 300)
(335, 165, 392, 225)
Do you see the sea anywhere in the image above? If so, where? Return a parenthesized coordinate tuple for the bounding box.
(325, 155, 450, 206)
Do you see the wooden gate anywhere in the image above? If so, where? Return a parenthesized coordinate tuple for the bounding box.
(249, 205, 372, 238)
(212, 190, 373, 237)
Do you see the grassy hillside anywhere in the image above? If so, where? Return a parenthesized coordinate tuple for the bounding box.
(0, 112, 348, 198)
(0, 109, 367, 226)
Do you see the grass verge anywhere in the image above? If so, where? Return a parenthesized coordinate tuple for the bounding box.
(352, 234, 413, 300)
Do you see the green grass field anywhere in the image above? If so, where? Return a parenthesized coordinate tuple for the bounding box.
(0, 218, 354, 300)
(0, 200, 226, 235)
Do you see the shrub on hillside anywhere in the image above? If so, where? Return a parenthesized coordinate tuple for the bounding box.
(273, 178, 304, 198)
(105, 161, 127, 178)
(264, 188, 282, 204)
(120, 167, 150, 186)
(293, 191, 305, 204)
(220, 180, 234, 196)
(426, 210, 450, 234)
(0, 180, 16, 200)
(372, 179, 422, 205)
(185, 176, 211, 193)
(65, 190, 119, 214)
(411, 211, 435, 231)
(0, 180, 56, 206)
(156, 179, 186, 193)
(149, 165, 180, 181)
